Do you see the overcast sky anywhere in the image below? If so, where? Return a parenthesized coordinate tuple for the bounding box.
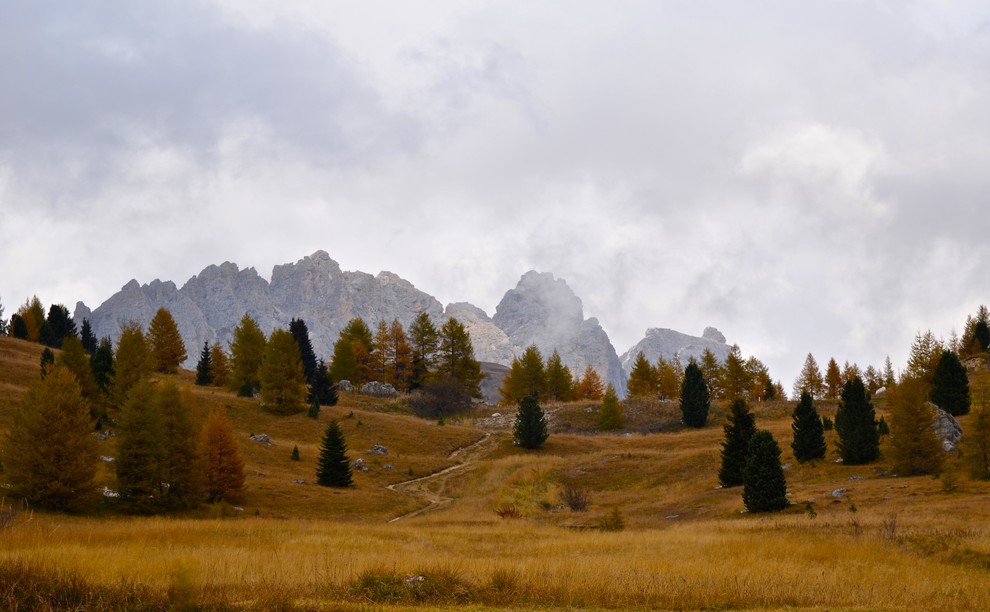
(2, 1, 989, 390)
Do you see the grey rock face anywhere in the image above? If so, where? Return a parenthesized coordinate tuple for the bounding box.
(620, 327, 732, 374)
(492, 271, 625, 396)
(444, 302, 520, 365)
(929, 403, 963, 452)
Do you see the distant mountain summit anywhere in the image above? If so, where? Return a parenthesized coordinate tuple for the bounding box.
(619, 327, 731, 374)
(75, 250, 726, 402)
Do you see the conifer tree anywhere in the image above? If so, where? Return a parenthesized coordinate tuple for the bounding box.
(720, 345, 750, 401)
(371, 319, 391, 382)
(574, 366, 605, 400)
(544, 350, 574, 402)
(2, 366, 98, 512)
(824, 358, 843, 400)
(111, 322, 151, 412)
(905, 330, 943, 389)
(656, 356, 683, 401)
(0, 296, 6, 336)
(43, 304, 76, 348)
(311, 359, 338, 406)
(289, 318, 318, 389)
(883, 356, 897, 387)
(115, 380, 166, 512)
(931, 349, 970, 416)
(791, 392, 826, 462)
(329, 318, 373, 386)
(500, 345, 547, 404)
(195, 341, 213, 386)
(964, 370, 990, 480)
(10, 313, 28, 339)
(598, 384, 623, 431)
(18, 296, 46, 342)
(700, 349, 723, 399)
(307, 397, 321, 419)
(719, 399, 756, 487)
(626, 351, 658, 397)
(743, 430, 788, 513)
(437, 318, 483, 398)
(80, 318, 97, 355)
(793, 353, 825, 400)
(229, 314, 266, 396)
(975, 319, 990, 353)
(888, 378, 944, 476)
(40, 347, 55, 377)
(148, 307, 187, 373)
(316, 419, 353, 487)
(387, 319, 414, 391)
(680, 361, 710, 428)
(514, 393, 549, 449)
(158, 381, 202, 507)
(291, 445, 301, 461)
(259, 328, 308, 415)
(835, 376, 880, 465)
(199, 409, 245, 503)
(208, 342, 229, 388)
(409, 311, 439, 390)
(91, 337, 115, 395)
(56, 336, 101, 417)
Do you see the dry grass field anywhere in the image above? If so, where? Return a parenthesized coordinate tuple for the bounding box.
(3, 336, 990, 610)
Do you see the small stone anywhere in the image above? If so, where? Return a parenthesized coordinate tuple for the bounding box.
(830, 488, 848, 498)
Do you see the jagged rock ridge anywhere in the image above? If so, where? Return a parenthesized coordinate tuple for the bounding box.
(619, 327, 732, 374)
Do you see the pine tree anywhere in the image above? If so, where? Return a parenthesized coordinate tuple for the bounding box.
(719, 399, 756, 487)
(835, 376, 880, 465)
(229, 314, 266, 396)
(291, 445, 301, 461)
(115, 380, 166, 512)
(626, 351, 658, 397)
(793, 353, 825, 400)
(10, 313, 28, 339)
(824, 358, 843, 400)
(500, 345, 546, 404)
(599, 384, 623, 431)
(208, 342, 229, 388)
(316, 420, 353, 487)
(111, 322, 151, 413)
(289, 318, 318, 389)
(791, 392, 826, 462)
(680, 361, 710, 428)
(574, 366, 605, 400)
(437, 318, 483, 398)
(80, 318, 97, 355)
(158, 381, 203, 508)
(931, 349, 970, 416)
(409, 312, 439, 390)
(259, 328, 308, 415)
(544, 350, 574, 402)
(2, 366, 98, 512)
(742, 430, 788, 513)
(514, 393, 549, 449)
(148, 307, 187, 373)
(43, 304, 76, 348)
(311, 359, 338, 406)
(195, 341, 213, 386)
(199, 409, 246, 503)
(888, 378, 944, 476)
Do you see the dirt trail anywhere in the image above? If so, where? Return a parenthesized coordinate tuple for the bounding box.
(385, 431, 495, 523)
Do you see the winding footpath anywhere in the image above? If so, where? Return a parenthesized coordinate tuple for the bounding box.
(385, 431, 495, 523)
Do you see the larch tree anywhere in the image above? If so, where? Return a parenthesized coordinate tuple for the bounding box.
(574, 366, 605, 400)
(905, 330, 943, 389)
(111, 322, 151, 413)
(387, 319, 413, 391)
(656, 356, 683, 401)
(371, 319, 391, 382)
(888, 377, 944, 476)
(599, 384, 623, 431)
(0, 296, 6, 335)
(409, 311, 439, 390)
(148, 307, 187, 374)
(544, 350, 574, 402)
(719, 399, 756, 487)
(964, 370, 990, 480)
(835, 376, 880, 465)
(742, 430, 788, 513)
(56, 336, 101, 418)
(259, 328, 308, 415)
(17, 296, 46, 342)
(720, 345, 750, 401)
(329, 318, 374, 386)
(824, 358, 843, 400)
(700, 349, 723, 399)
(931, 349, 970, 416)
(208, 342, 229, 388)
(195, 341, 213, 386)
(158, 381, 203, 508)
(626, 351, 658, 398)
(229, 314, 267, 397)
(883, 356, 897, 387)
(2, 366, 98, 512)
(793, 353, 825, 400)
(40, 347, 55, 377)
(791, 392, 826, 462)
(500, 345, 547, 404)
(115, 380, 166, 513)
(316, 419, 353, 487)
(199, 409, 245, 503)
(514, 393, 549, 449)
(437, 318, 483, 398)
(680, 361, 710, 428)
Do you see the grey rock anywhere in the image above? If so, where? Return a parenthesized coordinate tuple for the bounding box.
(351, 458, 365, 468)
(929, 403, 963, 451)
(444, 302, 519, 364)
(249, 433, 272, 446)
(370, 444, 389, 456)
(620, 327, 731, 375)
(830, 488, 848, 498)
(361, 381, 398, 397)
(337, 380, 354, 392)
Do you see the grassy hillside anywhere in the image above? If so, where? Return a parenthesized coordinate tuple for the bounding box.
(3, 335, 990, 609)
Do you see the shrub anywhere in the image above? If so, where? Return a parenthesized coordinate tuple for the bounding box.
(494, 505, 522, 519)
(598, 508, 625, 531)
(559, 484, 590, 511)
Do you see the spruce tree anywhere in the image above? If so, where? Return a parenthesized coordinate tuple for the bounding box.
(679, 361, 710, 428)
(259, 329, 308, 415)
(791, 392, 826, 462)
(316, 420, 353, 487)
(11, 313, 28, 339)
(291, 445, 301, 461)
(835, 376, 880, 465)
(598, 384, 623, 431)
(2, 366, 98, 512)
(514, 393, 549, 449)
(289, 318, 318, 389)
(90, 337, 115, 396)
(408, 311, 439, 390)
(307, 397, 321, 419)
(931, 349, 970, 416)
(743, 430, 788, 513)
(976, 319, 990, 353)
(148, 307, 187, 373)
(311, 359, 338, 406)
(199, 409, 246, 503)
(40, 347, 55, 377)
(43, 304, 76, 348)
(719, 399, 756, 487)
(80, 318, 97, 355)
(195, 341, 213, 386)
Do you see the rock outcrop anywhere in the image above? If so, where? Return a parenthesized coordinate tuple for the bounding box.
(619, 327, 732, 374)
(443, 302, 519, 365)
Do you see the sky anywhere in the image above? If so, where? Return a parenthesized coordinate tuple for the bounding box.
(2, 1, 990, 391)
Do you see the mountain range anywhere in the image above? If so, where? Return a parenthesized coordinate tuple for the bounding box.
(74, 251, 729, 401)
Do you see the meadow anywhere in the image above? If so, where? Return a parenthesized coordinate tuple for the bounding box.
(2, 336, 990, 610)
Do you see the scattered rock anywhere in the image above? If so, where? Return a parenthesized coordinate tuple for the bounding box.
(291, 479, 305, 484)
(233, 506, 244, 513)
(491, 412, 501, 418)
(874, 387, 886, 398)
(666, 515, 680, 520)
(100, 455, 114, 463)
(93, 429, 114, 441)
(384, 464, 393, 471)
(102, 486, 119, 498)
(370, 444, 389, 456)
(351, 458, 364, 468)
(337, 380, 354, 392)
(361, 381, 398, 397)
(249, 433, 272, 446)
(782, 463, 792, 470)
(830, 488, 848, 498)
(405, 575, 425, 586)
(584, 407, 594, 413)
(848, 475, 864, 481)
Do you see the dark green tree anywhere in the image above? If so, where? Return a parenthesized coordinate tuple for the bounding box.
(291, 445, 300, 461)
(409, 311, 440, 389)
(289, 319, 318, 394)
(598, 384, 623, 431)
(195, 341, 213, 386)
(307, 397, 321, 419)
(931, 349, 970, 416)
(679, 361, 710, 428)
(90, 337, 115, 396)
(437, 318, 484, 398)
(976, 319, 990, 353)
(791, 392, 826, 462)
(719, 399, 756, 487)
(80, 319, 97, 355)
(513, 393, 549, 449)
(835, 376, 880, 465)
(42, 304, 76, 348)
(40, 347, 55, 377)
(316, 420, 353, 487)
(11, 313, 28, 339)
(115, 380, 166, 513)
(311, 359, 338, 406)
(742, 430, 788, 513)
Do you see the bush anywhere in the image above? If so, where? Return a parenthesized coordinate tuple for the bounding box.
(494, 505, 522, 519)
(559, 484, 590, 511)
(598, 508, 625, 531)
(408, 379, 473, 419)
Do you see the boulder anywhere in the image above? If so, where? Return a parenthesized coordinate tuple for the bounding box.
(929, 403, 963, 452)
(361, 381, 398, 397)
